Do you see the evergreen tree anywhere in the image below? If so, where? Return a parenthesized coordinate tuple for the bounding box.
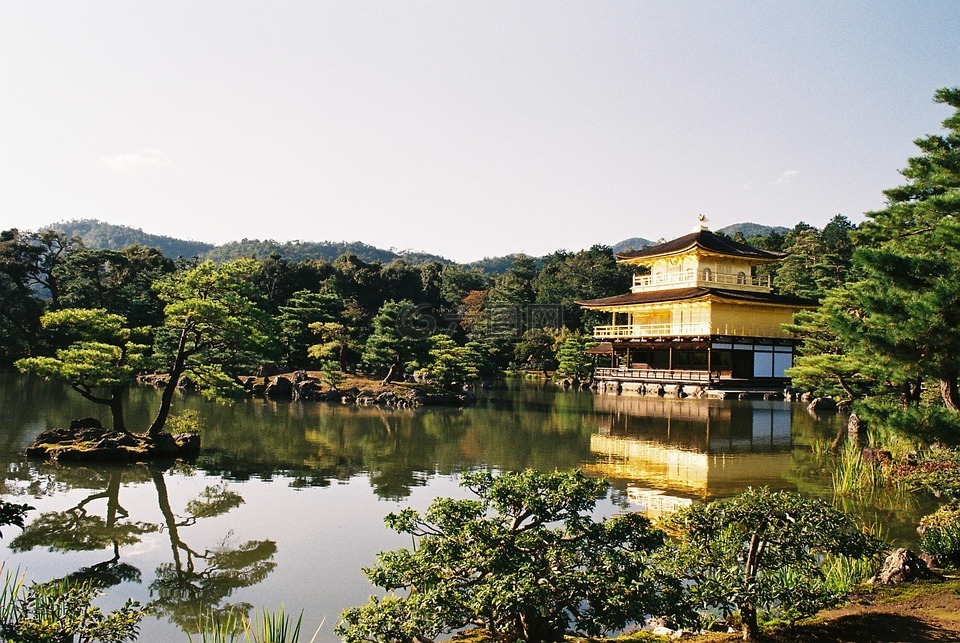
(16, 309, 151, 433)
(361, 300, 427, 384)
(555, 331, 598, 379)
(843, 87, 960, 410)
(148, 260, 279, 436)
(276, 289, 342, 368)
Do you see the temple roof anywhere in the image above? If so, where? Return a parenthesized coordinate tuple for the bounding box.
(616, 229, 786, 263)
(577, 287, 817, 308)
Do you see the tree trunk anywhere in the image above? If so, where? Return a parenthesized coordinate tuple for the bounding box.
(381, 359, 400, 386)
(72, 385, 129, 434)
(151, 468, 184, 573)
(740, 603, 759, 641)
(109, 386, 126, 433)
(940, 366, 960, 412)
(147, 326, 190, 438)
(740, 531, 763, 640)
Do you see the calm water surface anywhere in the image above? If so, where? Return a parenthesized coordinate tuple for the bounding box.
(0, 373, 935, 641)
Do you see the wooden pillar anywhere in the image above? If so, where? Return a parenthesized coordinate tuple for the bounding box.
(707, 344, 712, 380)
(668, 346, 673, 370)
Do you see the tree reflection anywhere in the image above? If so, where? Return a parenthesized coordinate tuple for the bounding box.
(148, 469, 277, 632)
(10, 469, 154, 588)
(7, 464, 277, 635)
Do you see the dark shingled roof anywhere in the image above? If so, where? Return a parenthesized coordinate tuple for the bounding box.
(616, 229, 786, 262)
(577, 287, 817, 308)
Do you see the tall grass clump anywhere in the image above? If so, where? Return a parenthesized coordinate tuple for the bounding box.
(832, 442, 890, 496)
(188, 606, 321, 643)
(821, 552, 883, 593)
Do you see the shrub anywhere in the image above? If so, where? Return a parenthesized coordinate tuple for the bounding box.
(918, 502, 960, 566)
(336, 469, 691, 643)
(0, 570, 146, 642)
(664, 487, 884, 641)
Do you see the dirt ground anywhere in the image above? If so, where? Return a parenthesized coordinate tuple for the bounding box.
(684, 579, 960, 643)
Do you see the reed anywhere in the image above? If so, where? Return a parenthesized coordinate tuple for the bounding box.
(821, 552, 881, 593)
(0, 566, 25, 628)
(189, 607, 323, 643)
(831, 442, 890, 496)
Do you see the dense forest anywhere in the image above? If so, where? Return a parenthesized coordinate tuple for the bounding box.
(0, 215, 852, 394)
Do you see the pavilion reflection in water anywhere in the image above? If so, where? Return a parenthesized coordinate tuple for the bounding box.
(585, 395, 793, 518)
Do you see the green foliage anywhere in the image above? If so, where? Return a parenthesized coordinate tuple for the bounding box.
(0, 501, 32, 538)
(555, 331, 597, 379)
(150, 259, 280, 435)
(831, 442, 892, 496)
(891, 446, 960, 499)
(842, 88, 960, 411)
(48, 218, 214, 260)
(784, 288, 888, 399)
(534, 245, 632, 332)
(514, 327, 559, 374)
(857, 397, 960, 445)
(0, 228, 47, 361)
(0, 569, 146, 643)
(918, 502, 960, 566)
(424, 334, 493, 387)
(337, 470, 689, 643)
(664, 487, 882, 640)
(15, 308, 151, 432)
(317, 359, 344, 389)
(307, 313, 363, 373)
(55, 245, 175, 328)
(276, 290, 342, 369)
(166, 409, 205, 435)
(360, 300, 427, 382)
(241, 607, 318, 643)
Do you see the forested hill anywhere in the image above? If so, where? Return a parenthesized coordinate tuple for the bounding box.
(42, 219, 452, 266)
(40, 218, 788, 274)
(47, 219, 215, 259)
(203, 239, 452, 266)
(716, 222, 790, 238)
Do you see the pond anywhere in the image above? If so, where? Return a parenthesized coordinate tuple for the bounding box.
(0, 372, 936, 641)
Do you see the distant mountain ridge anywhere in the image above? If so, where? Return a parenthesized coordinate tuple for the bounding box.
(39, 219, 791, 275)
(610, 223, 787, 254)
(47, 219, 215, 259)
(42, 219, 452, 267)
(715, 223, 790, 238)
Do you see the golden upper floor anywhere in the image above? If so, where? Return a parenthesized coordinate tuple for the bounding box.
(617, 227, 785, 294)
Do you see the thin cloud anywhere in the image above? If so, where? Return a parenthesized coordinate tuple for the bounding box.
(101, 148, 173, 175)
(769, 170, 799, 186)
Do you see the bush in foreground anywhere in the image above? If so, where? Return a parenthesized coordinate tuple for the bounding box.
(664, 487, 883, 641)
(336, 469, 690, 643)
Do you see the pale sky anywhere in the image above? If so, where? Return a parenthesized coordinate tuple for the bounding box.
(2, 1, 958, 262)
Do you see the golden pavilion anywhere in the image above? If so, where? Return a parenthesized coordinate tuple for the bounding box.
(577, 219, 817, 393)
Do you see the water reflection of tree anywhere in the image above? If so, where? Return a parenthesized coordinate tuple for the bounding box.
(8, 464, 277, 634)
(148, 469, 277, 631)
(10, 469, 154, 588)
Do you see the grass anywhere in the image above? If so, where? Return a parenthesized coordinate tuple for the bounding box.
(188, 606, 322, 643)
(831, 442, 891, 496)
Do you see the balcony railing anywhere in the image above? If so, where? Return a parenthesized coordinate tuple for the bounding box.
(632, 271, 771, 293)
(594, 367, 715, 383)
(593, 322, 788, 339)
(593, 322, 712, 338)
